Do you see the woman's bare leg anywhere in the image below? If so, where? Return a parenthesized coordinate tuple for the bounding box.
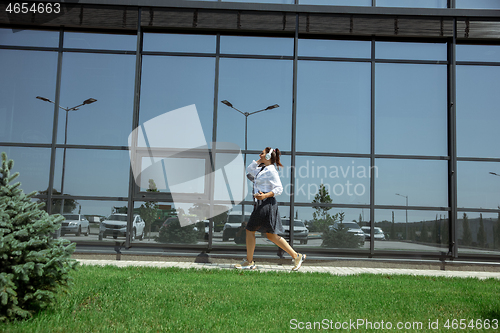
(246, 230, 256, 261)
(266, 233, 297, 259)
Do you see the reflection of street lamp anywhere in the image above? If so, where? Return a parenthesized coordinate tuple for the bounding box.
(221, 100, 279, 221)
(490, 172, 500, 177)
(395, 193, 408, 240)
(36, 96, 97, 215)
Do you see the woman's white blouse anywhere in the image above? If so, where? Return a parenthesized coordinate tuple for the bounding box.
(246, 160, 283, 197)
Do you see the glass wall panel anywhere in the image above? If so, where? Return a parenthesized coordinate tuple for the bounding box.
(375, 63, 447, 156)
(53, 148, 130, 197)
(64, 32, 136, 51)
(292, 206, 370, 251)
(299, 0, 371, 6)
(376, 42, 447, 61)
(294, 156, 371, 205)
(218, 58, 293, 151)
(457, 65, 500, 158)
(298, 39, 371, 59)
(457, 45, 500, 62)
(457, 161, 500, 210)
(220, 36, 293, 56)
(143, 33, 216, 54)
(376, 0, 447, 8)
(140, 56, 215, 145)
(58, 53, 136, 146)
(0, 146, 51, 194)
(297, 61, 371, 154)
(0, 28, 59, 47)
(375, 209, 449, 251)
(0, 50, 57, 144)
(457, 212, 500, 255)
(456, 0, 500, 9)
(375, 159, 448, 208)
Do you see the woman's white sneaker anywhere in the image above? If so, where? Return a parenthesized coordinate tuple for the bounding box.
(292, 253, 306, 271)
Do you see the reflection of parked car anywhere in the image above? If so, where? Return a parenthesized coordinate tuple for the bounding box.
(194, 220, 210, 240)
(99, 214, 145, 241)
(61, 214, 90, 236)
(329, 221, 365, 245)
(223, 212, 251, 241)
(361, 227, 386, 241)
(279, 219, 309, 244)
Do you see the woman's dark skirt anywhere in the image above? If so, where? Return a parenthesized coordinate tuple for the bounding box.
(246, 197, 284, 234)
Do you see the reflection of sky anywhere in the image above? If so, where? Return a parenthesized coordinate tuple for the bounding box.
(0, 30, 499, 221)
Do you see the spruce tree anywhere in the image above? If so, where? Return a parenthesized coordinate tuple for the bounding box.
(477, 213, 486, 248)
(0, 152, 77, 321)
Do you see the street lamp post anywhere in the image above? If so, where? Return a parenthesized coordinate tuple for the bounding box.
(396, 193, 409, 240)
(36, 96, 97, 219)
(220, 100, 279, 220)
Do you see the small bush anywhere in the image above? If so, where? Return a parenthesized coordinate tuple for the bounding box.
(321, 224, 363, 248)
(0, 152, 78, 322)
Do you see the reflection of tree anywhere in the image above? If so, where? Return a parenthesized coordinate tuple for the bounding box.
(462, 213, 472, 246)
(139, 179, 159, 240)
(494, 210, 500, 250)
(477, 213, 486, 248)
(188, 203, 228, 231)
(311, 184, 336, 232)
(37, 188, 78, 214)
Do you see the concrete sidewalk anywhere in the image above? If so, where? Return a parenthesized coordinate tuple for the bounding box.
(76, 258, 500, 280)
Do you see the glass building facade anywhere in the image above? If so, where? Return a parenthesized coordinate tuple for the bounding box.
(1, 0, 499, 261)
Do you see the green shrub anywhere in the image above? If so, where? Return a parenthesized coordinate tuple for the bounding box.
(0, 152, 78, 322)
(156, 218, 198, 244)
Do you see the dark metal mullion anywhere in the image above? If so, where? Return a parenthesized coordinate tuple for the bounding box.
(219, 53, 294, 61)
(62, 48, 136, 55)
(370, 38, 376, 257)
(0, 45, 58, 52)
(298, 56, 371, 63)
(448, 18, 458, 258)
(458, 157, 500, 163)
(207, 34, 221, 251)
(47, 27, 64, 221)
(289, 13, 299, 246)
(456, 61, 500, 67)
(142, 51, 216, 58)
(126, 7, 143, 249)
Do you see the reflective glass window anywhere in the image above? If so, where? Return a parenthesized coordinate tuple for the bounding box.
(298, 39, 371, 59)
(457, 161, 500, 210)
(375, 209, 449, 251)
(53, 148, 130, 197)
(220, 36, 293, 57)
(375, 63, 447, 156)
(0, 146, 51, 194)
(456, 212, 499, 254)
(0, 50, 58, 144)
(143, 33, 216, 54)
(217, 58, 293, 151)
(375, 159, 448, 207)
(0, 28, 59, 47)
(376, 0, 447, 8)
(133, 201, 209, 245)
(292, 206, 370, 250)
(457, 66, 500, 158)
(64, 32, 137, 51)
(457, 45, 500, 62)
(456, 0, 500, 9)
(376, 42, 447, 61)
(297, 61, 371, 154)
(57, 53, 136, 146)
(294, 156, 371, 205)
(140, 56, 215, 145)
(299, 0, 371, 5)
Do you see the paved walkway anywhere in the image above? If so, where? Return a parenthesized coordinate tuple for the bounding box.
(76, 259, 500, 280)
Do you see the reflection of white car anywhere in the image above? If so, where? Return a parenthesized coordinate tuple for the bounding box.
(61, 214, 90, 236)
(279, 219, 309, 244)
(99, 214, 145, 241)
(223, 212, 251, 241)
(361, 227, 386, 241)
(329, 221, 365, 244)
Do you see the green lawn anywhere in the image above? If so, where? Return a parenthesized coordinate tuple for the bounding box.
(1, 264, 500, 332)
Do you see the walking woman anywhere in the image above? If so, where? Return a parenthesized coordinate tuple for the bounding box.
(236, 147, 306, 271)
